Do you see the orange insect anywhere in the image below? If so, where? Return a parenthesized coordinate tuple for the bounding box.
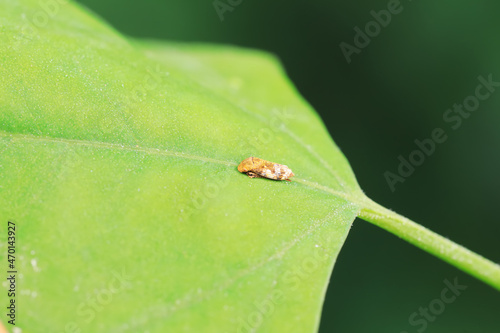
(237, 156, 295, 181)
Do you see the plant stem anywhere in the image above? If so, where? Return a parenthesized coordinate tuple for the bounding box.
(359, 198, 500, 291)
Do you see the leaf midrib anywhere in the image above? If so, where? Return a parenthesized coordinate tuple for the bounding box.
(1, 130, 366, 204)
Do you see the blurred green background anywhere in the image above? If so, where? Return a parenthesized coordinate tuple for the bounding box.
(75, 0, 500, 331)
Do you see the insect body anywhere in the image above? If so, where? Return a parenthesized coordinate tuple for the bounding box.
(237, 156, 295, 181)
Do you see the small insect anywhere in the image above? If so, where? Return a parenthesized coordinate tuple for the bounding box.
(237, 156, 295, 181)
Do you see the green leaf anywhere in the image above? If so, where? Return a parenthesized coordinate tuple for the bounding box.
(2, 1, 500, 332)
(0, 1, 365, 332)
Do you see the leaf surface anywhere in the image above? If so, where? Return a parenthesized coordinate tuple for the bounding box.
(0, 1, 366, 332)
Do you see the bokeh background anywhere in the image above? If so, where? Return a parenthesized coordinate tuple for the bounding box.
(75, 0, 500, 331)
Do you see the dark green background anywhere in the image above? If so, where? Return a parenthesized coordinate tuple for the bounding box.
(75, 0, 500, 331)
